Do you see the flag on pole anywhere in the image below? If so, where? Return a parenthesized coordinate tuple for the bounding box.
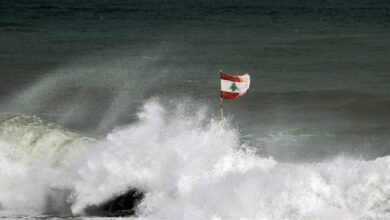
(220, 71, 250, 99)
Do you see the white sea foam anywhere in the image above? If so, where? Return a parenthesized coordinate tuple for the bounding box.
(0, 100, 390, 219)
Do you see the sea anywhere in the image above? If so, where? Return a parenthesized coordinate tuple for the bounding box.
(0, 0, 390, 219)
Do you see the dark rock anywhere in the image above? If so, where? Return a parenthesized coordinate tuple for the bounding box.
(84, 188, 144, 217)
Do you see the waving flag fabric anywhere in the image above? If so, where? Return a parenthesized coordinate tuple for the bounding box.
(220, 71, 250, 99)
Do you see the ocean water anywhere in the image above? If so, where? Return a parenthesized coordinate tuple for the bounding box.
(1, 0, 390, 219)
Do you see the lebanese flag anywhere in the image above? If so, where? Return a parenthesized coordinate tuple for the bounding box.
(220, 71, 250, 99)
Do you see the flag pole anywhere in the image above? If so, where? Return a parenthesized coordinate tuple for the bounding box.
(220, 97, 224, 120)
(219, 70, 224, 120)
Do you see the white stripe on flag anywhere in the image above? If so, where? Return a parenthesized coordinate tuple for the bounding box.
(221, 79, 250, 93)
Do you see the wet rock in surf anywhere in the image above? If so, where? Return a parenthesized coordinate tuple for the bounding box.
(84, 189, 144, 217)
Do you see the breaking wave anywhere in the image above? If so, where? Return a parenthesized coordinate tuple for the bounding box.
(0, 100, 389, 219)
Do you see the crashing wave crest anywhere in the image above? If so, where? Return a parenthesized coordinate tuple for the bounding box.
(0, 100, 389, 219)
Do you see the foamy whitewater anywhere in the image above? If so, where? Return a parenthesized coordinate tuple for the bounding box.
(0, 99, 389, 219)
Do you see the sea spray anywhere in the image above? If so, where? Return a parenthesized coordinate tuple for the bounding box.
(68, 99, 262, 214)
(1, 48, 181, 136)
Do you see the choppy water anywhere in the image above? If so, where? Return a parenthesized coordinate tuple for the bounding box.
(1, 0, 390, 219)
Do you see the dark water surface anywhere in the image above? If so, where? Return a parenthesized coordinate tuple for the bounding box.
(1, 0, 390, 160)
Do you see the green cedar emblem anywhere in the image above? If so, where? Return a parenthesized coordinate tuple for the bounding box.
(230, 82, 239, 92)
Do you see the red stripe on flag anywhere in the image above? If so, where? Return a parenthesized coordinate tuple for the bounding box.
(221, 91, 241, 99)
(220, 72, 248, 82)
